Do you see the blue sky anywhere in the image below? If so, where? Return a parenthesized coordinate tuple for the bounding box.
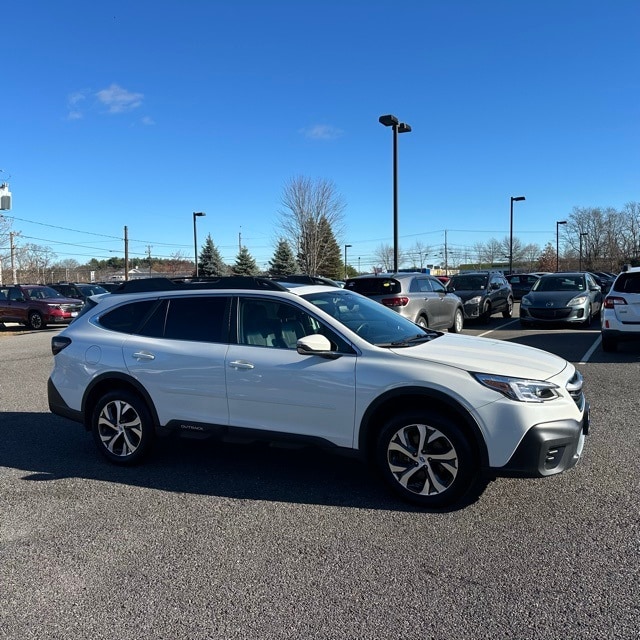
(3, 0, 639, 272)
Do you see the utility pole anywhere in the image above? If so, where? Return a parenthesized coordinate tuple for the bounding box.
(147, 245, 153, 276)
(124, 226, 129, 281)
(10, 231, 16, 284)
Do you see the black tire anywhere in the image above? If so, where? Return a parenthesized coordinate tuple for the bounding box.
(448, 308, 464, 333)
(582, 305, 592, 328)
(480, 301, 492, 323)
(502, 297, 514, 318)
(601, 335, 617, 352)
(91, 390, 155, 465)
(416, 315, 428, 329)
(28, 311, 46, 330)
(375, 411, 479, 508)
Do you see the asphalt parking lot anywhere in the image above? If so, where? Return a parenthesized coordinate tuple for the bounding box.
(1, 316, 639, 640)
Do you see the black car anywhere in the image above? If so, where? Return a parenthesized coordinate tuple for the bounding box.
(447, 270, 514, 321)
(50, 282, 109, 302)
(505, 273, 541, 300)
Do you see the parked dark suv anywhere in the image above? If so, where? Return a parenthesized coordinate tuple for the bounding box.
(50, 282, 109, 302)
(345, 272, 464, 332)
(0, 284, 83, 329)
(447, 271, 513, 321)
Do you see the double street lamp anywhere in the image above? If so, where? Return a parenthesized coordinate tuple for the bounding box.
(193, 211, 206, 277)
(379, 114, 412, 273)
(344, 244, 352, 280)
(556, 220, 567, 272)
(509, 196, 526, 275)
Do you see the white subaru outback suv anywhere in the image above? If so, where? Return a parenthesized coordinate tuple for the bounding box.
(48, 277, 589, 508)
(601, 266, 640, 352)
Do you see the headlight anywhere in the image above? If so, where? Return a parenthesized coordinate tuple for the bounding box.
(520, 296, 531, 306)
(466, 296, 481, 305)
(567, 295, 588, 306)
(473, 373, 560, 403)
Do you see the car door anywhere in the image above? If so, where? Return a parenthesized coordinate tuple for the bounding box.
(2, 286, 29, 323)
(120, 295, 232, 428)
(409, 277, 442, 328)
(225, 297, 357, 448)
(429, 276, 455, 327)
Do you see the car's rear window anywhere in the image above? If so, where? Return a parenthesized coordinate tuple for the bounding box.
(613, 273, 640, 294)
(345, 278, 401, 295)
(449, 275, 488, 290)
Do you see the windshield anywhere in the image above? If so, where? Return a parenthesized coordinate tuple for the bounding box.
(301, 289, 438, 346)
(79, 284, 108, 296)
(449, 275, 488, 290)
(24, 286, 64, 299)
(533, 275, 585, 292)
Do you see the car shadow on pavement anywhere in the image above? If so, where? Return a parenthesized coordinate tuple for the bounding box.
(1, 411, 483, 513)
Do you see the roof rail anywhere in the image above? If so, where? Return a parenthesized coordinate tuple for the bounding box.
(111, 277, 289, 294)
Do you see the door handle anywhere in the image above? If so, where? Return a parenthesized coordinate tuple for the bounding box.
(229, 360, 255, 370)
(132, 351, 155, 361)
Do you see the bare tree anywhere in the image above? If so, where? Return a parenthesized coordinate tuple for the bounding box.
(407, 240, 430, 269)
(277, 176, 346, 275)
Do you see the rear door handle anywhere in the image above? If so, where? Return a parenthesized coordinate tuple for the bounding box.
(132, 351, 155, 361)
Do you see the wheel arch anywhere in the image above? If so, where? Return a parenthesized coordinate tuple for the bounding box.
(358, 387, 489, 469)
(81, 373, 160, 431)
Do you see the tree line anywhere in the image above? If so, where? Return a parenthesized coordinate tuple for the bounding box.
(1, 178, 638, 284)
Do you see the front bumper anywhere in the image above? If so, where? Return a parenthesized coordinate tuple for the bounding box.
(497, 403, 590, 477)
(520, 306, 588, 324)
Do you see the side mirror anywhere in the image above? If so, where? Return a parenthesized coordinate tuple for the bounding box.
(296, 334, 341, 359)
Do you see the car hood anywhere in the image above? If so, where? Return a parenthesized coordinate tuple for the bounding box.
(40, 296, 83, 305)
(524, 291, 584, 305)
(390, 333, 568, 380)
(449, 288, 485, 302)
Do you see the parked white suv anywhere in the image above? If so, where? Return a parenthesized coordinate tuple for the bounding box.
(48, 277, 589, 508)
(601, 266, 640, 352)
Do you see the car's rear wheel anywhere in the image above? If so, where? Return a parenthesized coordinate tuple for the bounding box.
(416, 315, 428, 329)
(449, 308, 464, 333)
(375, 411, 478, 508)
(28, 311, 46, 330)
(91, 390, 154, 464)
(502, 297, 514, 318)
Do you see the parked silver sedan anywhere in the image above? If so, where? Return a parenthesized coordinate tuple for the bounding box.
(520, 272, 603, 328)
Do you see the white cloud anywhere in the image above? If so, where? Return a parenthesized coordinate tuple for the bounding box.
(141, 116, 155, 126)
(301, 124, 343, 140)
(96, 84, 143, 114)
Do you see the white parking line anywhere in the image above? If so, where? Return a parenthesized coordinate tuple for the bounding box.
(579, 335, 602, 364)
(476, 319, 520, 338)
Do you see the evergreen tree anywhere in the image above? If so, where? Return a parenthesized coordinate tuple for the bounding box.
(198, 233, 227, 276)
(269, 238, 299, 276)
(233, 245, 259, 275)
(316, 216, 343, 279)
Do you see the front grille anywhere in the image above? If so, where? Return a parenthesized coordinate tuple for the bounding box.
(566, 370, 585, 410)
(530, 308, 572, 320)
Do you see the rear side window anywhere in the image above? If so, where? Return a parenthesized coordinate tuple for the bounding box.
(346, 278, 401, 295)
(163, 296, 230, 342)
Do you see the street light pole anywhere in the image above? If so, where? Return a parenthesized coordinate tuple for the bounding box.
(556, 220, 567, 272)
(509, 196, 526, 275)
(579, 232, 588, 271)
(193, 211, 206, 277)
(344, 244, 352, 280)
(379, 114, 412, 273)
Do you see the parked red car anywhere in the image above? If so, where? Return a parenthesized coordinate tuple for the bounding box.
(0, 284, 84, 330)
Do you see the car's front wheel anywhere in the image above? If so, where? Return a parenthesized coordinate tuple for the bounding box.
(91, 390, 154, 464)
(375, 411, 478, 508)
(502, 297, 514, 318)
(582, 305, 592, 328)
(449, 308, 464, 333)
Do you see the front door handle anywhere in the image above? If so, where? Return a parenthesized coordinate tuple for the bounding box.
(229, 360, 255, 370)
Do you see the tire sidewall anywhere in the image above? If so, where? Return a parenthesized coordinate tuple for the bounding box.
(91, 390, 154, 464)
(375, 411, 477, 508)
